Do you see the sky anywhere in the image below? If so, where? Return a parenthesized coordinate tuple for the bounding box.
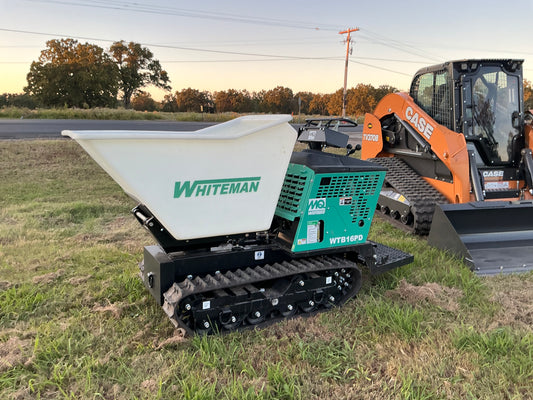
(1, 0, 532, 101)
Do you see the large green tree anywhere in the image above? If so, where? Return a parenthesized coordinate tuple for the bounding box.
(25, 39, 119, 108)
(109, 41, 171, 108)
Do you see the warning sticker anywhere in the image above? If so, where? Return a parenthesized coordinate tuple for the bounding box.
(340, 197, 352, 205)
(307, 221, 319, 244)
(485, 181, 511, 190)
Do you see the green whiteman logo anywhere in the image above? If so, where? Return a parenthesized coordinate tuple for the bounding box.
(174, 177, 261, 198)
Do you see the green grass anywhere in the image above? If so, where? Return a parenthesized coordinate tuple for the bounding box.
(0, 105, 359, 124)
(0, 106, 239, 122)
(1, 140, 532, 399)
(0, 106, 322, 124)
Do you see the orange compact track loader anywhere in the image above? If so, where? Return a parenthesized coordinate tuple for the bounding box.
(361, 59, 533, 274)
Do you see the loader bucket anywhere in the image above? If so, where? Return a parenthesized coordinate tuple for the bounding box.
(427, 201, 533, 275)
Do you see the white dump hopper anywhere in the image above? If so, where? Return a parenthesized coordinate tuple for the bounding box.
(63, 115, 297, 240)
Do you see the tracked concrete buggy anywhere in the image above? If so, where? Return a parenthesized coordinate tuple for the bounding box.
(63, 115, 412, 335)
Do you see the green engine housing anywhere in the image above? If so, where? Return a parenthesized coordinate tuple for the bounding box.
(275, 150, 386, 252)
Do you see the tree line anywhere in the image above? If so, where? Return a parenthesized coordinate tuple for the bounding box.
(3, 38, 533, 115)
(0, 37, 397, 116)
(141, 84, 398, 116)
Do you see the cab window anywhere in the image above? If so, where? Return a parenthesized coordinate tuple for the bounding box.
(410, 70, 452, 129)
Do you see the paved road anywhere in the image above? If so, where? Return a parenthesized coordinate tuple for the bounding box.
(0, 118, 363, 145)
(0, 119, 216, 140)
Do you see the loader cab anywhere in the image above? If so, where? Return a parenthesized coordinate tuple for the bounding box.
(410, 59, 524, 167)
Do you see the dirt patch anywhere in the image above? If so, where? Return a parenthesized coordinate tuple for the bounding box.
(155, 328, 187, 349)
(9, 387, 32, 400)
(141, 379, 159, 391)
(0, 280, 11, 290)
(71, 216, 147, 252)
(106, 216, 132, 230)
(267, 312, 337, 342)
(101, 216, 150, 251)
(68, 275, 92, 286)
(129, 326, 153, 344)
(32, 269, 65, 285)
(0, 337, 33, 372)
(485, 276, 533, 331)
(72, 233, 97, 244)
(386, 279, 463, 312)
(92, 301, 127, 318)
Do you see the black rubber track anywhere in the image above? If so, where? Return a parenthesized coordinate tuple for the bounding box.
(369, 157, 448, 235)
(162, 255, 361, 335)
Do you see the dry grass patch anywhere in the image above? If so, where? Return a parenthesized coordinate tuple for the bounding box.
(266, 312, 337, 342)
(0, 280, 11, 290)
(68, 274, 92, 285)
(485, 275, 533, 331)
(155, 328, 187, 349)
(140, 378, 159, 391)
(0, 336, 33, 372)
(31, 268, 65, 285)
(92, 300, 128, 318)
(385, 278, 463, 312)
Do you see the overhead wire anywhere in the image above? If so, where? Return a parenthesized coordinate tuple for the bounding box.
(24, 0, 340, 32)
(357, 29, 443, 63)
(0, 27, 322, 59)
(7, 2, 530, 79)
(349, 59, 412, 77)
(17, 0, 475, 72)
(15, 0, 533, 63)
(0, 25, 437, 78)
(0, 27, 414, 78)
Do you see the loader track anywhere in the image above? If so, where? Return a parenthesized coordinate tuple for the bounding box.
(369, 157, 448, 235)
(162, 255, 361, 335)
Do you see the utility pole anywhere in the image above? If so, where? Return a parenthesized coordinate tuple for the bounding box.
(339, 28, 359, 118)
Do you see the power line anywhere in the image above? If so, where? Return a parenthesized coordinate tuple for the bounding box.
(15, 1, 533, 65)
(0, 27, 423, 79)
(0, 27, 419, 72)
(24, 0, 340, 32)
(159, 57, 342, 63)
(0, 27, 324, 59)
(357, 28, 443, 63)
(0, 27, 444, 78)
(349, 59, 412, 77)
(12, 1, 461, 67)
(368, 37, 533, 57)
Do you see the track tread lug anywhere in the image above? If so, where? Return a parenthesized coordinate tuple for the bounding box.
(163, 255, 362, 335)
(369, 157, 448, 235)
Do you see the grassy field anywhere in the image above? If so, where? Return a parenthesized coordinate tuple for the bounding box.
(0, 139, 532, 399)
(0, 107, 239, 123)
(0, 107, 322, 124)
